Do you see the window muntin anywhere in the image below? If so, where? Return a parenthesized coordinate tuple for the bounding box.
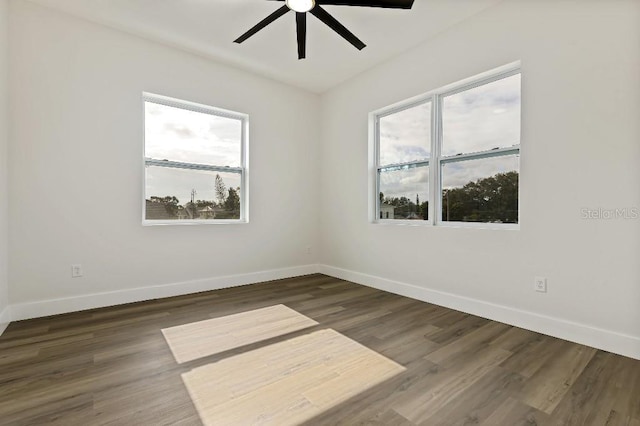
(375, 100, 432, 222)
(373, 66, 520, 227)
(143, 94, 248, 224)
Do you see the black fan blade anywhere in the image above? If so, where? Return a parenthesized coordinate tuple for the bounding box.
(267, 0, 414, 9)
(310, 6, 366, 50)
(318, 0, 414, 8)
(296, 12, 307, 59)
(234, 5, 290, 44)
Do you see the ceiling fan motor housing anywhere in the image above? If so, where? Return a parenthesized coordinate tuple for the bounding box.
(235, 0, 415, 59)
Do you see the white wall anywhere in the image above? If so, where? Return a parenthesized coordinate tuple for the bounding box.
(320, 0, 640, 357)
(8, 1, 320, 317)
(0, 0, 9, 333)
(5, 0, 640, 359)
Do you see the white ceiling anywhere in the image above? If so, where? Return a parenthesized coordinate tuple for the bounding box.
(27, 0, 505, 93)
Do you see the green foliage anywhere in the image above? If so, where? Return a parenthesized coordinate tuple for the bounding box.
(215, 174, 227, 206)
(149, 195, 179, 217)
(442, 171, 518, 223)
(224, 187, 241, 218)
(419, 201, 429, 220)
(196, 200, 214, 208)
(380, 171, 517, 222)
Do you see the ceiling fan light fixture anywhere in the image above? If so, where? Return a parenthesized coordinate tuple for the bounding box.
(285, 0, 315, 13)
(235, 0, 415, 59)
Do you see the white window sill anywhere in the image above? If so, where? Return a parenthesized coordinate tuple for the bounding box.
(373, 220, 519, 230)
(143, 219, 248, 226)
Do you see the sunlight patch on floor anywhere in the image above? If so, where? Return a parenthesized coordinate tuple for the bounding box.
(162, 304, 318, 363)
(181, 328, 406, 426)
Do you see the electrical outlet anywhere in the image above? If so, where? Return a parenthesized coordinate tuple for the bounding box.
(71, 264, 83, 278)
(306, 246, 312, 255)
(534, 277, 547, 293)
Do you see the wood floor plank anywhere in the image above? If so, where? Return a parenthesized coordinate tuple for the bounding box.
(364, 409, 414, 425)
(610, 355, 640, 424)
(547, 350, 625, 425)
(480, 396, 549, 425)
(0, 347, 39, 366)
(518, 341, 597, 414)
(489, 325, 542, 352)
(427, 314, 491, 345)
(0, 393, 95, 426)
(375, 325, 442, 365)
(421, 366, 525, 426)
(424, 320, 511, 366)
(499, 332, 565, 378)
(395, 344, 513, 423)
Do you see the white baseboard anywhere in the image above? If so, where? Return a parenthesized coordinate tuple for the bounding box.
(9, 264, 321, 322)
(319, 264, 640, 360)
(0, 305, 10, 336)
(6, 263, 639, 360)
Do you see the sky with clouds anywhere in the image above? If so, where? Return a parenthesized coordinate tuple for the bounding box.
(144, 102, 242, 205)
(144, 74, 519, 207)
(379, 101, 431, 166)
(379, 74, 520, 202)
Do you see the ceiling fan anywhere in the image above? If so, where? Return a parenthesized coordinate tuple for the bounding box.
(234, 0, 415, 59)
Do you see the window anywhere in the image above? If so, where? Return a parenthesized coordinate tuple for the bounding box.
(143, 93, 248, 224)
(372, 65, 520, 228)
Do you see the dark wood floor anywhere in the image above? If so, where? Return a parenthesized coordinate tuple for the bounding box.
(0, 274, 638, 425)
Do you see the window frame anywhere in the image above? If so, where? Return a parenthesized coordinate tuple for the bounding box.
(142, 92, 249, 226)
(371, 63, 521, 230)
(375, 98, 434, 225)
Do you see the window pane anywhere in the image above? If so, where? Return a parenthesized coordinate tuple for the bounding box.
(441, 155, 519, 224)
(145, 102, 242, 167)
(442, 74, 520, 157)
(145, 166, 242, 220)
(379, 102, 431, 166)
(379, 164, 429, 220)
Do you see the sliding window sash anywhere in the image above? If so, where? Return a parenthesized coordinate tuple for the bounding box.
(145, 158, 243, 175)
(439, 145, 520, 165)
